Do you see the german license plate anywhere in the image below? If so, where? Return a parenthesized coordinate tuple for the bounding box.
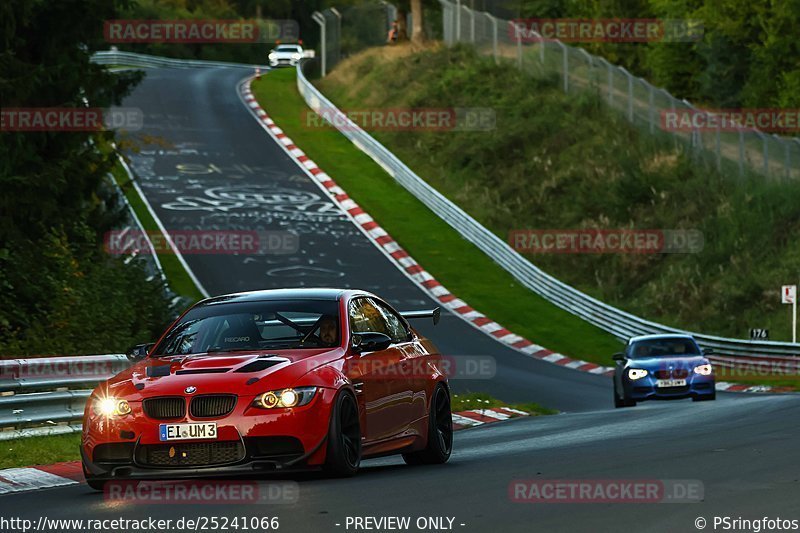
(159, 422, 217, 441)
(656, 379, 687, 388)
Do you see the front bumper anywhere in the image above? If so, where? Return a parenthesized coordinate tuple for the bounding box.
(269, 58, 299, 67)
(81, 388, 335, 481)
(624, 375, 715, 401)
(81, 435, 326, 481)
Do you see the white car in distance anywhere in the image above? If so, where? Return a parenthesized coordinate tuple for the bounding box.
(268, 44, 304, 67)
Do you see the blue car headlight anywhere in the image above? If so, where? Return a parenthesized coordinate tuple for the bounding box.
(693, 364, 713, 376)
(627, 368, 648, 380)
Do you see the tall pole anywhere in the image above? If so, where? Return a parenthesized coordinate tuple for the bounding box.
(331, 7, 341, 67)
(456, 0, 461, 41)
(312, 11, 326, 77)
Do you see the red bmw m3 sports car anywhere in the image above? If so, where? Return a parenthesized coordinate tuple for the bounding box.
(80, 288, 452, 489)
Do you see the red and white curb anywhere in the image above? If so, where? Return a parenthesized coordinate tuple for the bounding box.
(0, 462, 82, 495)
(0, 408, 524, 495)
(714, 382, 793, 394)
(238, 77, 617, 379)
(451, 407, 530, 430)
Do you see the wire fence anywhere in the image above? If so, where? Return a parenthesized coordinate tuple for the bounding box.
(440, 0, 800, 181)
(313, 2, 397, 76)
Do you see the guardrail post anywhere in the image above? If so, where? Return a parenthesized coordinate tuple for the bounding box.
(626, 70, 633, 122)
(331, 7, 341, 69)
(470, 3, 475, 43)
(560, 42, 568, 93)
(578, 48, 594, 92)
(738, 129, 745, 177)
(312, 11, 326, 77)
(762, 134, 769, 176)
(490, 14, 498, 64)
(455, 0, 461, 41)
(513, 21, 522, 69)
(538, 33, 545, 64)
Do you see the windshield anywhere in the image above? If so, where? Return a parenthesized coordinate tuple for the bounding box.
(628, 337, 701, 358)
(275, 45, 301, 52)
(153, 299, 340, 356)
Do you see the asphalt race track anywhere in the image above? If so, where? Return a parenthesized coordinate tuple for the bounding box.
(2, 65, 798, 532)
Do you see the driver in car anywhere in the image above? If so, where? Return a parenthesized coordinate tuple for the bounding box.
(319, 315, 338, 346)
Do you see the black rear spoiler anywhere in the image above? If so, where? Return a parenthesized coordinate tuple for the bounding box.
(399, 307, 441, 325)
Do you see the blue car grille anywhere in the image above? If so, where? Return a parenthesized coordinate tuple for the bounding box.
(654, 368, 689, 379)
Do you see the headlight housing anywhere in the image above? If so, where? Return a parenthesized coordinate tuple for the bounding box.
(693, 364, 713, 376)
(252, 387, 316, 409)
(93, 397, 131, 417)
(627, 368, 648, 381)
(268, 52, 276, 59)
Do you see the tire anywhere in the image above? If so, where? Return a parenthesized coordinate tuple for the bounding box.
(403, 383, 452, 466)
(323, 390, 361, 477)
(614, 385, 625, 408)
(693, 391, 716, 402)
(614, 384, 636, 408)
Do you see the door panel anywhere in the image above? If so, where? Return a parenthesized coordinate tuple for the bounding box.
(348, 298, 412, 442)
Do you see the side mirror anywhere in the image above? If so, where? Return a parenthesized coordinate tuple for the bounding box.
(127, 342, 154, 361)
(612, 352, 626, 361)
(351, 332, 392, 353)
(702, 347, 715, 355)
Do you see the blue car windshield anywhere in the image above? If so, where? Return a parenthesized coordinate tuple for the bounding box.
(628, 338, 701, 358)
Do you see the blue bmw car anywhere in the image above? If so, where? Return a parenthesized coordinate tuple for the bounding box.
(613, 334, 716, 408)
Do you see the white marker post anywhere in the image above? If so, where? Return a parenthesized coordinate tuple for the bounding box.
(782, 285, 797, 343)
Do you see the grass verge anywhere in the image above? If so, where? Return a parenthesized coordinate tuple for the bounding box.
(451, 392, 557, 416)
(251, 68, 623, 364)
(315, 45, 800, 344)
(0, 433, 80, 469)
(108, 150, 205, 302)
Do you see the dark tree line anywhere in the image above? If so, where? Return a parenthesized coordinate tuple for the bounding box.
(1, 0, 171, 355)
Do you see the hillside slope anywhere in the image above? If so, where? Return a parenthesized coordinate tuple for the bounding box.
(317, 45, 800, 340)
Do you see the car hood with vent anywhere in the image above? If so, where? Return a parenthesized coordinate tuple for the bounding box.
(102, 348, 344, 399)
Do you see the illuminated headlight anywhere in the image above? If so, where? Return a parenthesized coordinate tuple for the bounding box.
(253, 387, 316, 409)
(268, 52, 277, 59)
(93, 397, 131, 417)
(627, 368, 648, 381)
(693, 364, 713, 376)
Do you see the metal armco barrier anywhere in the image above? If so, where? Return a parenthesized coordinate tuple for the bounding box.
(294, 61, 800, 359)
(0, 355, 129, 440)
(91, 50, 268, 70)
